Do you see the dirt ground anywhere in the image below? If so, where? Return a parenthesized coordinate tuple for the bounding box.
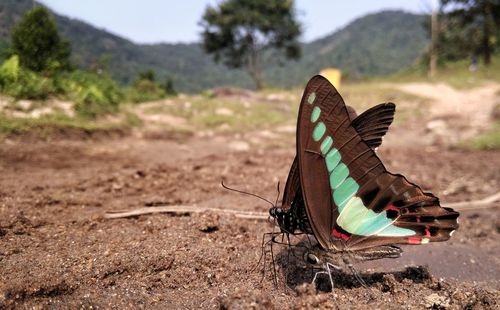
(1, 83, 499, 309)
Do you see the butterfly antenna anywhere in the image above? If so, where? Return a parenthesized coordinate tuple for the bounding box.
(221, 180, 275, 207)
(274, 181, 281, 207)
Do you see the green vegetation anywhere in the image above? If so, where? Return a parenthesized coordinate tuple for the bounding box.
(0, 6, 126, 119)
(142, 95, 292, 132)
(8, 6, 71, 73)
(56, 71, 124, 118)
(272, 11, 429, 87)
(463, 122, 500, 150)
(440, 0, 500, 66)
(0, 112, 122, 136)
(1, 2, 431, 92)
(0, 54, 125, 117)
(0, 4, 180, 135)
(0, 1, 497, 141)
(0, 55, 54, 99)
(338, 82, 430, 125)
(128, 70, 177, 103)
(387, 54, 500, 88)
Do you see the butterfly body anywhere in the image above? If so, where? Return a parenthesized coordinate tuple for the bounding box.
(270, 187, 313, 236)
(303, 244, 403, 269)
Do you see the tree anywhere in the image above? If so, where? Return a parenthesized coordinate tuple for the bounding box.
(10, 6, 71, 73)
(161, 77, 177, 96)
(440, 0, 500, 65)
(200, 0, 302, 90)
(138, 69, 156, 82)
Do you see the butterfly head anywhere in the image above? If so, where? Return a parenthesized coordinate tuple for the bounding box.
(303, 251, 321, 266)
(269, 206, 283, 219)
(269, 206, 297, 234)
(298, 245, 345, 268)
(269, 206, 284, 227)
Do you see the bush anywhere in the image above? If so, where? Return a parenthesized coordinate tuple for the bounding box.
(55, 71, 124, 118)
(161, 78, 177, 96)
(128, 79, 166, 103)
(0, 55, 19, 83)
(127, 69, 177, 103)
(0, 56, 125, 117)
(0, 55, 54, 99)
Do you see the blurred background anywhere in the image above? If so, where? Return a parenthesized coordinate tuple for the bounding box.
(0, 0, 498, 139)
(0, 0, 499, 308)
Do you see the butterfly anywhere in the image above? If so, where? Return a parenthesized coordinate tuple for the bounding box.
(269, 75, 459, 285)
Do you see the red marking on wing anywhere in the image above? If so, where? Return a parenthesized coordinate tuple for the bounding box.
(408, 237, 421, 244)
(424, 226, 431, 237)
(384, 204, 399, 212)
(416, 216, 421, 223)
(332, 229, 350, 241)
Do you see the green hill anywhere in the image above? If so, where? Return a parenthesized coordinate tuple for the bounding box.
(266, 11, 429, 87)
(0, 1, 429, 92)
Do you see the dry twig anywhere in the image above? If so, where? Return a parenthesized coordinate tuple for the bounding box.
(104, 192, 500, 220)
(104, 205, 268, 220)
(444, 191, 500, 211)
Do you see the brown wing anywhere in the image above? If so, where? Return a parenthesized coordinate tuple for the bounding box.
(351, 103, 395, 149)
(297, 75, 459, 251)
(282, 157, 301, 211)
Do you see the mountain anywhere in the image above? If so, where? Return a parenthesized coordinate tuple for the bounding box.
(266, 11, 429, 87)
(0, 1, 429, 92)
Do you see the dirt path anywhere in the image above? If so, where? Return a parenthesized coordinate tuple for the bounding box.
(396, 82, 499, 129)
(397, 83, 499, 116)
(1, 82, 499, 308)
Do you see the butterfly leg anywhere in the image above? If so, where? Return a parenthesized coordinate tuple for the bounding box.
(311, 263, 341, 292)
(269, 235, 279, 288)
(347, 263, 368, 288)
(326, 262, 342, 291)
(253, 232, 273, 272)
(283, 233, 293, 293)
(255, 232, 281, 286)
(311, 269, 328, 285)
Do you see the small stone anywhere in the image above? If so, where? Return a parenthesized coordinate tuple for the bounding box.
(423, 293, 450, 309)
(228, 141, 250, 152)
(295, 283, 317, 296)
(195, 212, 219, 233)
(17, 100, 32, 110)
(215, 107, 234, 116)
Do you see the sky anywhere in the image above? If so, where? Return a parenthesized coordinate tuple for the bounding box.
(37, 0, 437, 44)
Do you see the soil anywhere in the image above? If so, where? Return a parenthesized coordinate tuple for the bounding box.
(1, 83, 499, 309)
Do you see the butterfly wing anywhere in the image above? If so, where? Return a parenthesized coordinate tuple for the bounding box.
(282, 157, 301, 211)
(297, 75, 459, 251)
(351, 103, 395, 149)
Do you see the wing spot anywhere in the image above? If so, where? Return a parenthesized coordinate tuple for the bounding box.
(312, 122, 326, 141)
(308, 92, 316, 104)
(311, 106, 321, 123)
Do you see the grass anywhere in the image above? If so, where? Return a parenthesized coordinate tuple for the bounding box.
(143, 95, 295, 132)
(134, 80, 432, 136)
(0, 111, 137, 137)
(2, 54, 498, 138)
(123, 110, 143, 127)
(341, 82, 429, 108)
(339, 82, 431, 124)
(386, 54, 500, 89)
(462, 122, 500, 150)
